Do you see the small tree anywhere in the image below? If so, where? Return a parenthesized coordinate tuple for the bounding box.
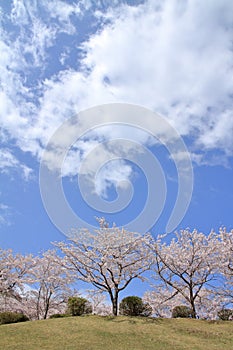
(67, 297, 92, 316)
(172, 305, 193, 318)
(119, 296, 152, 317)
(217, 308, 233, 321)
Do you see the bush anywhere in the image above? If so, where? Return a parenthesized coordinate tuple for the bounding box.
(0, 312, 29, 325)
(67, 297, 92, 316)
(172, 305, 194, 318)
(218, 308, 233, 321)
(49, 313, 70, 319)
(119, 296, 152, 317)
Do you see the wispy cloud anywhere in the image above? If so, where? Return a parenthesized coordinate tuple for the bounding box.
(0, 149, 33, 180)
(0, 203, 11, 226)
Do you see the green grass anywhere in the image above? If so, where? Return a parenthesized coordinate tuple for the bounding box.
(0, 316, 233, 350)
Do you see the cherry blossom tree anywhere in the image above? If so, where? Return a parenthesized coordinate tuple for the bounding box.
(55, 220, 153, 316)
(143, 285, 183, 318)
(26, 250, 74, 319)
(143, 286, 225, 320)
(215, 228, 233, 306)
(0, 248, 34, 301)
(150, 229, 220, 318)
(195, 288, 228, 320)
(86, 289, 111, 315)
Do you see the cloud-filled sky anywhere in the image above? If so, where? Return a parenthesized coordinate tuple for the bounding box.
(0, 0, 233, 259)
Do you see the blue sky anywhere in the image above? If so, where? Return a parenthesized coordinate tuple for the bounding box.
(0, 0, 233, 271)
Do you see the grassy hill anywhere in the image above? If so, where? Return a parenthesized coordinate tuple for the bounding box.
(0, 315, 233, 350)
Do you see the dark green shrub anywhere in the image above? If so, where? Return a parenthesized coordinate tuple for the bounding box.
(218, 308, 233, 321)
(119, 296, 152, 317)
(49, 313, 70, 319)
(67, 297, 92, 316)
(0, 312, 29, 325)
(172, 305, 193, 318)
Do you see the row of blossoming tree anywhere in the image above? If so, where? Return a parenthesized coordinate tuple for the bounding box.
(1, 219, 233, 319)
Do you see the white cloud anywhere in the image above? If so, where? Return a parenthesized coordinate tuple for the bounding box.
(45, 0, 81, 32)
(0, 0, 233, 193)
(10, 1, 60, 68)
(0, 203, 11, 226)
(95, 159, 132, 198)
(35, 0, 233, 158)
(78, 0, 233, 139)
(197, 110, 233, 154)
(61, 136, 138, 196)
(0, 149, 33, 180)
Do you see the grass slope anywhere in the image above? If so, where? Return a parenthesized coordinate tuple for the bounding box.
(0, 316, 233, 350)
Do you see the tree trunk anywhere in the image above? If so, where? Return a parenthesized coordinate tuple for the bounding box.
(189, 288, 196, 318)
(110, 290, 119, 316)
(112, 297, 118, 316)
(44, 291, 52, 319)
(36, 288, 42, 320)
(44, 300, 50, 319)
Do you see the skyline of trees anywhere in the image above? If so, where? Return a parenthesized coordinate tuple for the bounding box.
(1, 222, 233, 319)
